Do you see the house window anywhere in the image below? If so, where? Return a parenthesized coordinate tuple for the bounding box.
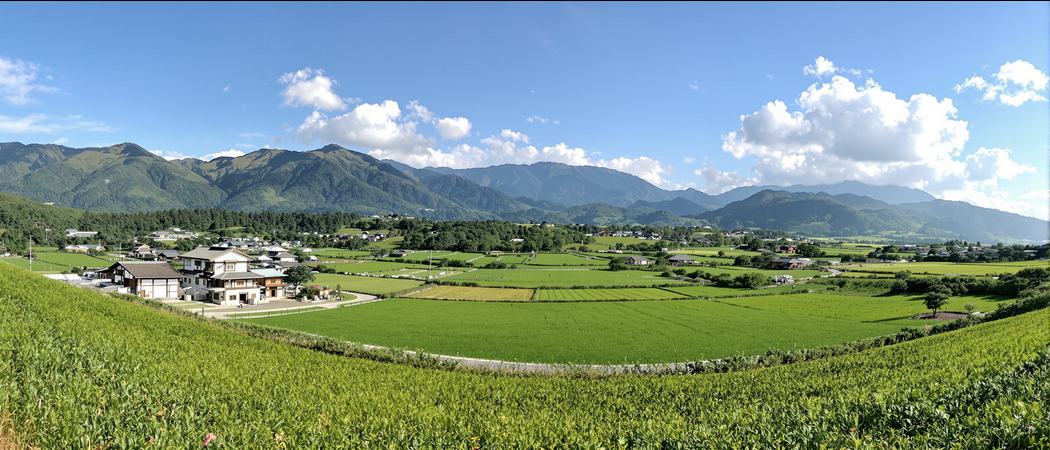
(225, 263, 236, 271)
(236, 280, 244, 287)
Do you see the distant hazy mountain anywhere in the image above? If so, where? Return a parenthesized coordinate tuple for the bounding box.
(717, 181, 935, 205)
(425, 162, 677, 207)
(0, 142, 1044, 242)
(630, 197, 710, 216)
(501, 202, 704, 227)
(696, 190, 1046, 243)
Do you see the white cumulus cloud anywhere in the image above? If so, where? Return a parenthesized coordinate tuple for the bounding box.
(278, 68, 348, 111)
(0, 56, 59, 105)
(715, 56, 1043, 218)
(296, 100, 434, 159)
(955, 60, 1048, 106)
(435, 117, 472, 140)
(694, 162, 759, 194)
(722, 72, 972, 192)
(201, 149, 245, 161)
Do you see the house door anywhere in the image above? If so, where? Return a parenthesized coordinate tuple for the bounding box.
(270, 288, 277, 297)
(239, 293, 247, 304)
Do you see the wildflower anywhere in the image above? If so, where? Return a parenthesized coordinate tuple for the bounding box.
(1031, 426, 1037, 431)
(275, 434, 283, 441)
(204, 433, 217, 447)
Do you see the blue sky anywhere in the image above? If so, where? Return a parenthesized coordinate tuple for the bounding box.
(1, 2, 1048, 218)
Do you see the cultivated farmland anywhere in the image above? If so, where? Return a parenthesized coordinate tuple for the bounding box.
(406, 285, 534, 302)
(1, 264, 1048, 447)
(243, 297, 904, 364)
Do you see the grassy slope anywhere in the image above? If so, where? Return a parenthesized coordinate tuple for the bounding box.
(243, 297, 903, 364)
(0, 263, 1047, 447)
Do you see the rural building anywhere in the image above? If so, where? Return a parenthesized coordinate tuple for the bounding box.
(250, 268, 288, 300)
(156, 250, 181, 261)
(65, 228, 99, 238)
(772, 258, 805, 269)
(64, 244, 105, 253)
(667, 255, 696, 266)
(130, 244, 154, 258)
(180, 246, 274, 306)
(102, 261, 183, 299)
(624, 256, 650, 265)
(774, 274, 794, 284)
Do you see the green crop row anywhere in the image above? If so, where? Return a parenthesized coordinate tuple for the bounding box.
(0, 263, 1048, 448)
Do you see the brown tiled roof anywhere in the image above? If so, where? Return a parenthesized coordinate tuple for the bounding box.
(110, 262, 183, 279)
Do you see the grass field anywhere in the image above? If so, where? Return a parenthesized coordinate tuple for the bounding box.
(850, 260, 1048, 276)
(2, 263, 1049, 447)
(524, 253, 607, 266)
(32, 252, 114, 267)
(445, 267, 692, 288)
(406, 285, 534, 302)
(714, 293, 1014, 326)
(663, 284, 830, 298)
(0, 256, 68, 272)
(310, 273, 424, 295)
(535, 287, 687, 301)
(243, 297, 904, 364)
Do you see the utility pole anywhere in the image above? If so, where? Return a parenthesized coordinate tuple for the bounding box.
(28, 234, 32, 272)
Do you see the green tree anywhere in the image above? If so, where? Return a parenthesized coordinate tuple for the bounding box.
(717, 250, 725, 257)
(963, 302, 977, 314)
(284, 265, 315, 294)
(734, 272, 771, 289)
(796, 243, 823, 258)
(894, 270, 912, 280)
(924, 292, 949, 318)
(608, 258, 627, 271)
(733, 255, 752, 267)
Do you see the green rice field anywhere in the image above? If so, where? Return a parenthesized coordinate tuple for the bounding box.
(0, 256, 68, 272)
(715, 293, 1014, 326)
(32, 252, 114, 267)
(850, 260, 1048, 276)
(445, 267, 691, 288)
(535, 287, 687, 301)
(242, 297, 904, 364)
(2, 262, 1049, 447)
(406, 285, 534, 302)
(310, 273, 424, 295)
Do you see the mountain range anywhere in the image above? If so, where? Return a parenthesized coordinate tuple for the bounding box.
(0, 142, 1045, 243)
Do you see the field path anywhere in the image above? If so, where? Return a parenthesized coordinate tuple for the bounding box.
(354, 343, 707, 374)
(198, 292, 381, 319)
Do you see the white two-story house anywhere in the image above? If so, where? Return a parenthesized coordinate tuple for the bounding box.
(180, 246, 285, 306)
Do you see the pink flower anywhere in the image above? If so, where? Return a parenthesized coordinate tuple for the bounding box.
(204, 433, 217, 446)
(1031, 426, 1037, 431)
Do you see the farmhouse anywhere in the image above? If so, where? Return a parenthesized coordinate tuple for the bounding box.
(102, 261, 183, 299)
(129, 244, 154, 259)
(181, 246, 282, 306)
(624, 256, 650, 266)
(772, 258, 805, 269)
(667, 255, 695, 266)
